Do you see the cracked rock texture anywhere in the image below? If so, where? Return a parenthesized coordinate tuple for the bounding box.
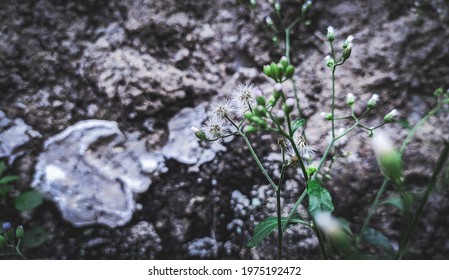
(0, 0, 448, 259)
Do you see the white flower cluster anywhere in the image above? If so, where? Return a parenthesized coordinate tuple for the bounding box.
(192, 83, 259, 141)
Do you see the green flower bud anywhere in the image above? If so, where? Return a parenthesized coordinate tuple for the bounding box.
(250, 0, 256, 8)
(343, 35, 354, 49)
(367, 94, 379, 109)
(191, 127, 207, 141)
(275, 110, 285, 124)
(277, 63, 284, 79)
(273, 90, 281, 101)
(283, 98, 295, 115)
(285, 64, 295, 79)
(254, 105, 267, 118)
(265, 16, 274, 27)
(301, 0, 312, 17)
(372, 131, 403, 185)
(15, 225, 24, 239)
(346, 92, 355, 106)
(263, 65, 272, 78)
(270, 62, 280, 81)
(342, 43, 352, 61)
(383, 109, 398, 123)
(321, 112, 333, 120)
(256, 95, 266, 106)
(433, 87, 444, 97)
(245, 125, 257, 134)
(327, 26, 335, 42)
(280, 56, 289, 69)
(315, 212, 353, 256)
(274, 2, 281, 14)
(324, 55, 335, 68)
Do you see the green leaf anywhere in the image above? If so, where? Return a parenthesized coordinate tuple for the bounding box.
(362, 227, 394, 254)
(307, 180, 334, 217)
(381, 195, 404, 212)
(292, 119, 306, 133)
(14, 190, 44, 211)
(23, 226, 48, 248)
(0, 185, 12, 196)
(0, 175, 20, 185)
(0, 161, 6, 177)
(246, 216, 305, 248)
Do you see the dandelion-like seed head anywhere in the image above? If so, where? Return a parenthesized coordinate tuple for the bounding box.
(293, 131, 316, 161)
(203, 117, 226, 140)
(209, 99, 235, 120)
(232, 83, 256, 115)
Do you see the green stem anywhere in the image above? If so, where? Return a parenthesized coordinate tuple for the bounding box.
(397, 141, 449, 259)
(282, 188, 308, 232)
(241, 133, 279, 192)
(355, 178, 389, 247)
(331, 66, 337, 138)
(276, 150, 287, 259)
(313, 221, 330, 259)
(399, 106, 440, 155)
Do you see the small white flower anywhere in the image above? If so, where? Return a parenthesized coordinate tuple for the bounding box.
(208, 99, 235, 120)
(327, 26, 335, 42)
(346, 92, 355, 106)
(315, 212, 342, 236)
(231, 83, 257, 115)
(203, 117, 227, 140)
(367, 94, 379, 109)
(384, 109, 399, 123)
(293, 131, 316, 161)
(346, 35, 354, 43)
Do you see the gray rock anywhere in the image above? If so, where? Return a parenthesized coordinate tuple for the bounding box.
(0, 111, 42, 164)
(186, 236, 220, 259)
(162, 103, 226, 171)
(32, 120, 161, 227)
(80, 45, 192, 114)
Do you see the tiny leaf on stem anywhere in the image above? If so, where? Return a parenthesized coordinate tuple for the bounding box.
(362, 227, 395, 255)
(292, 119, 306, 133)
(14, 190, 44, 211)
(246, 215, 305, 248)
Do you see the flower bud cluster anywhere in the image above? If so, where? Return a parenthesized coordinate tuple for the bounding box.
(324, 26, 354, 67)
(263, 56, 295, 82)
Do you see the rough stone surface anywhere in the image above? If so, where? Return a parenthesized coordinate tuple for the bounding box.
(162, 103, 226, 170)
(0, 0, 449, 260)
(0, 111, 42, 164)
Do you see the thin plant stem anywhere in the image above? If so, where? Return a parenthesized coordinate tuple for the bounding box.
(241, 133, 279, 192)
(282, 188, 308, 232)
(397, 141, 449, 259)
(355, 178, 389, 247)
(276, 148, 287, 259)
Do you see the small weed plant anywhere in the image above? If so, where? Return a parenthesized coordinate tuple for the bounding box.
(192, 0, 449, 259)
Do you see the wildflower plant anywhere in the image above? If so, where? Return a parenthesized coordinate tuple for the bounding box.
(193, 1, 449, 259)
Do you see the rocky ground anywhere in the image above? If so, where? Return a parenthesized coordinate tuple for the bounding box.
(0, 0, 448, 259)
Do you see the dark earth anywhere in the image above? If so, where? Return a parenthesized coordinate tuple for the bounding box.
(1, 0, 449, 259)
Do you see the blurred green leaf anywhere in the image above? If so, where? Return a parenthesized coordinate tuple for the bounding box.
(381, 195, 404, 212)
(362, 227, 394, 254)
(246, 215, 305, 248)
(14, 190, 43, 211)
(0, 161, 6, 177)
(0, 175, 19, 185)
(23, 226, 48, 248)
(307, 180, 334, 217)
(0, 185, 12, 196)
